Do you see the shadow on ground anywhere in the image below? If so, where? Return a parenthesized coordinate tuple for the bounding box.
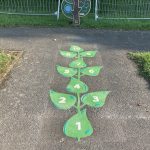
(0, 28, 150, 150)
(0, 28, 150, 51)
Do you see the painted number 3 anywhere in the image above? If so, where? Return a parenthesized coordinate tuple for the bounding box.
(76, 122, 81, 130)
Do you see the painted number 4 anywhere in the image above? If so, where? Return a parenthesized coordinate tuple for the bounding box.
(76, 122, 81, 130)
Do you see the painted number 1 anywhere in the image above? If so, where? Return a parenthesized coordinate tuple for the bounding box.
(76, 122, 81, 130)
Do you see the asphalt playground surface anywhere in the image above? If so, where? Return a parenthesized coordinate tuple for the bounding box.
(0, 28, 150, 150)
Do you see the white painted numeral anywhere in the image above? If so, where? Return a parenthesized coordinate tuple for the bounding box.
(87, 53, 91, 55)
(89, 69, 94, 73)
(77, 62, 80, 66)
(93, 96, 99, 102)
(74, 84, 80, 89)
(64, 69, 70, 74)
(59, 97, 66, 103)
(74, 46, 80, 51)
(76, 122, 81, 130)
(66, 53, 71, 56)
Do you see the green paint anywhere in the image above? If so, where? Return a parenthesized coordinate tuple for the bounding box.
(66, 77, 88, 94)
(49, 45, 110, 141)
(63, 109, 93, 141)
(69, 58, 87, 68)
(70, 45, 84, 52)
(49, 90, 76, 110)
(60, 50, 77, 58)
(81, 66, 103, 76)
(80, 51, 97, 57)
(56, 65, 77, 77)
(81, 91, 110, 108)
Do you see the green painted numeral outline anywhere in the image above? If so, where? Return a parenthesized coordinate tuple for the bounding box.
(49, 45, 110, 141)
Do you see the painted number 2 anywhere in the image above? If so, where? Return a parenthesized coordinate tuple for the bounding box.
(76, 122, 81, 130)
(59, 97, 66, 103)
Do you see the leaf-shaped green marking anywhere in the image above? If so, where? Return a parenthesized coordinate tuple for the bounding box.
(69, 58, 87, 68)
(66, 78, 88, 94)
(70, 45, 84, 53)
(63, 109, 93, 141)
(81, 91, 110, 108)
(81, 66, 103, 76)
(60, 50, 77, 58)
(80, 51, 97, 57)
(56, 65, 77, 77)
(49, 90, 76, 110)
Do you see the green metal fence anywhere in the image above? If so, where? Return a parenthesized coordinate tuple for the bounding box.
(0, 0, 150, 21)
(0, 0, 60, 18)
(95, 0, 150, 20)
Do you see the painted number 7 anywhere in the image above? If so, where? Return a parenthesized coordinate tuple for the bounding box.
(76, 122, 81, 130)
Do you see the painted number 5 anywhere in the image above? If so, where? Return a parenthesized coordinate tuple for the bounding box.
(93, 96, 99, 102)
(76, 122, 81, 130)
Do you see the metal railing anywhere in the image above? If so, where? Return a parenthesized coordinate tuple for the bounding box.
(0, 0, 150, 21)
(95, 0, 150, 20)
(0, 0, 61, 19)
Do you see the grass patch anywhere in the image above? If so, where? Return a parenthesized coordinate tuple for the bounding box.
(128, 52, 150, 83)
(0, 14, 70, 27)
(0, 50, 22, 84)
(0, 14, 150, 30)
(0, 52, 14, 74)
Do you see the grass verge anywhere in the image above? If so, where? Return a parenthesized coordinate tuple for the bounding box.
(0, 50, 22, 85)
(0, 52, 14, 74)
(128, 52, 150, 83)
(0, 14, 150, 30)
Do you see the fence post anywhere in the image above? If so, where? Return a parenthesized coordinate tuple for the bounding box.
(57, 0, 61, 20)
(95, 0, 98, 21)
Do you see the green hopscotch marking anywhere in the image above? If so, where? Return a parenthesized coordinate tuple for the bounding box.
(49, 45, 110, 141)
